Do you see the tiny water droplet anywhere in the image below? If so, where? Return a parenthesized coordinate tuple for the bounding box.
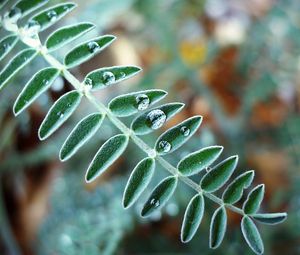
(180, 126, 190, 136)
(2, 43, 8, 50)
(120, 72, 126, 78)
(47, 10, 57, 22)
(87, 41, 100, 53)
(42, 79, 49, 85)
(158, 140, 171, 153)
(146, 109, 166, 129)
(102, 71, 115, 86)
(136, 94, 150, 111)
(6, 7, 22, 22)
(206, 166, 212, 172)
(63, 5, 69, 11)
(85, 78, 93, 86)
(57, 111, 64, 118)
(150, 198, 160, 208)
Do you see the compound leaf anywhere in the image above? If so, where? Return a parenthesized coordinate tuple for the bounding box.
(155, 116, 202, 155)
(38, 90, 82, 140)
(200, 156, 238, 192)
(84, 66, 141, 90)
(46, 22, 95, 51)
(141, 176, 178, 217)
(181, 194, 205, 243)
(60, 113, 105, 161)
(85, 134, 129, 183)
(131, 103, 185, 135)
(64, 36, 116, 68)
(243, 185, 265, 214)
(241, 216, 264, 255)
(109, 89, 167, 117)
(123, 157, 155, 209)
(252, 213, 287, 225)
(29, 3, 77, 32)
(0, 48, 37, 91)
(177, 146, 223, 176)
(210, 206, 227, 249)
(13, 67, 60, 115)
(0, 35, 18, 61)
(222, 170, 254, 204)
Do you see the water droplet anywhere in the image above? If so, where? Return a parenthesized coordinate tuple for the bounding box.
(42, 79, 49, 85)
(25, 20, 41, 35)
(63, 5, 69, 11)
(146, 109, 166, 129)
(85, 78, 93, 86)
(102, 71, 115, 86)
(206, 166, 212, 172)
(57, 111, 64, 118)
(136, 94, 150, 111)
(180, 126, 190, 136)
(120, 72, 126, 78)
(2, 43, 8, 50)
(150, 198, 160, 208)
(47, 10, 57, 22)
(158, 140, 171, 153)
(7, 7, 22, 22)
(87, 41, 100, 53)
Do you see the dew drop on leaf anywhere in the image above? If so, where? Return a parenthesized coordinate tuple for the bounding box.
(87, 41, 100, 53)
(146, 109, 166, 129)
(102, 71, 116, 86)
(85, 78, 93, 86)
(6, 7, 22, 22)
(150, 198, 160, 208)
(158, 140, 171, 153)
(120, 72, 126, 78)
(180, 126, 190, 136)
(25, 20, 41, 35)
(136, 94, 150, 111)
(47, 10, 58, 22)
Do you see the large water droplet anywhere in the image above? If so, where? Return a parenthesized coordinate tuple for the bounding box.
(136, 94, 150, 111)
(47, 10, 57, 22)
(87, 41, 100, 53)
(180, 126, 190, 136)
(102, 71, 115, 86)
(25, 20, 41, 35)
(150, 198, 160, 208)
(158, 140, 171, 153)
(7, 7, 22, 22)
(146, 109, 166, 129)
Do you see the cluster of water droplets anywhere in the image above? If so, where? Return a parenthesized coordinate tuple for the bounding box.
(135, 94, 150, 111)
(146, 109, 166, 130)
(3, 7, 22, 32)
(158, 140, 171, 153)
(20, 20, 42, 47)
(102, 71, 116, 86)
(87, 41, 100, 53)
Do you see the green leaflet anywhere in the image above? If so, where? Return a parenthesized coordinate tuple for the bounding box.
(84, 65, 141, 90)
(131, 103, 185, 135)
(181, 194, 205, 243)
(177, 146, 223, 176)
(222, 170, 254, 204)
(0, 35, 18, 61)
(141, 176, 178, 217)
(29, 3, 77, 32)
(209, 206, 227, 249)
(64, 36, 116, 69)
(200, 156, 238, 192)
(108, 89, 167, 117)
(155, 116, 202, 155)
(46, 22, 95, 52)
(85, 134, 129, 183)
(243, 184, 265, 214)
(0, 48, 37, 91)
(241, 216, 264, 255)
(252, 213, 287, 225)
(59, 113, 105, 161)
(13, 67, 60, 115)
(38, 90, 82, 140)
(122, 157, 155, 209)
(12, 0, 49, 18)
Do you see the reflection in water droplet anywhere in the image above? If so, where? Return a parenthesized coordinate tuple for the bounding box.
(136, 94, 150, 111)
(146, 109, 166, 129)
(158, 140, 171, 153)
(102, 71, 115, 86)
(180, 126, 190, 136)
(47, 10, 57, 22)
(87, 41, 100, 53)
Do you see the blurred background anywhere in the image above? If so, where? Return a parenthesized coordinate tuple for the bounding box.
(0, 0, 300, 254)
